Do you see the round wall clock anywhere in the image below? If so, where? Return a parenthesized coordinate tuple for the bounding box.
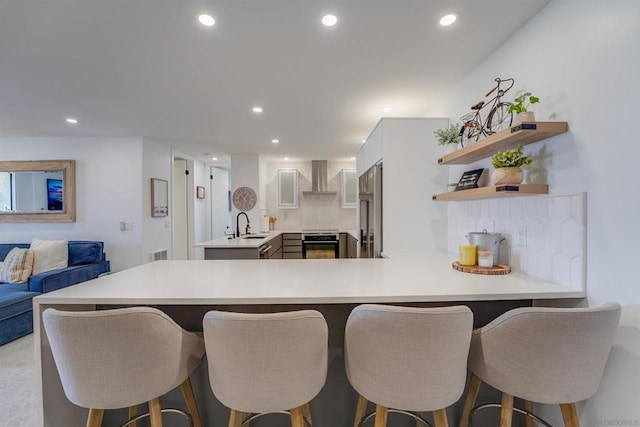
(232, 186, 257, 211)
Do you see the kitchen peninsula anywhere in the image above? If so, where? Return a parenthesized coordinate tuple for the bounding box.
(33, 254, 585, 426)
(197, 230, 359, 260)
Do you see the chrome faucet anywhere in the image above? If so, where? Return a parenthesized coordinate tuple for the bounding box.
(236, 212, 250, 237)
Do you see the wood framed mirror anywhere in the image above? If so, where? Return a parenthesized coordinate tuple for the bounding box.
(0, 160, 76, 223)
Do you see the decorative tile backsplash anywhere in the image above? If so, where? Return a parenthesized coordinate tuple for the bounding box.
(265, 161, 358, 231)
(447, 193, 586, 288)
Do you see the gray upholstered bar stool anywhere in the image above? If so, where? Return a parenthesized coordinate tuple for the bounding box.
(203, 310, 328, 427)
(43, 307, 205, 427)
(345, 304, 474, 427)
(459, 303, 621, 427)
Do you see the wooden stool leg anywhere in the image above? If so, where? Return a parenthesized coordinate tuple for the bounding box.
(303, 402, 313, 426)
(128, 405, 138, 427)
(524, 401, 534, 427)
(290, 405, 306, 427)
(149, 398, 163, 427)
(433, 408, 449, 427)
(415, 412, 423, 427)
(374, 404, 388, 427)
(500, 394, 514, 427)
(229, 410, 250, 427)
(86, 408, 104, 427)
(180, 377, 202, 427)
(560, 403, 580, 427)
(354, 394, 368, 427)
(459, 373, 482, 427)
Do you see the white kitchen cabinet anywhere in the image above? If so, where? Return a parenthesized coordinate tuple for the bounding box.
(277, 169, 298, 208)
(341, 169, 357, 208)
(356, 118, 449, 254)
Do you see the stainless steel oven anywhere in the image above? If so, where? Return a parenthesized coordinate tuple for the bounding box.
(302, 232, 339, 259)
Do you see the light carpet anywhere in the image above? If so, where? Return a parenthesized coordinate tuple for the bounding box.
(0, 333, 38, 427)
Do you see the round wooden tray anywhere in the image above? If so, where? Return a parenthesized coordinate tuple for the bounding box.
(452, 262, 511, 275)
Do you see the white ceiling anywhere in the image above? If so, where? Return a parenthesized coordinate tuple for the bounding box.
(0, 0, 550, 164)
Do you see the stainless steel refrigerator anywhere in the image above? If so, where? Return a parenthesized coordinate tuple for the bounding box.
(359, 163, 382, 258)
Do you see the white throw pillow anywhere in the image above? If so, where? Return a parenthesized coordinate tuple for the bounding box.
(0, 248, 34, 284)
(30, 239, 69, 275)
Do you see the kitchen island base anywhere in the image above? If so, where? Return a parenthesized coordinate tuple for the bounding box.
(34, 257, 585, 426)
(38, 300, 539, 427)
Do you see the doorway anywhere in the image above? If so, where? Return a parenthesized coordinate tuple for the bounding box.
(209, 166, 231, 239)
(172, 157, 193, 259)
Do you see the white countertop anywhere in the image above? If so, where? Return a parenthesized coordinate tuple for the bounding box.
(196, 230, 358, 249)
(33, 252, 584, 306)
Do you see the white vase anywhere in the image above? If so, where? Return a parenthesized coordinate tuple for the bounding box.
(444, 143, 458, 154)
(492, 167, 523, 185)
(516, 111, 535, 123)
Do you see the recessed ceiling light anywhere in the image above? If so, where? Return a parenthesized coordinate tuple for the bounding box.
(66, 118, 78, 124)
(381, 106, 392, 113)
(252, 106, 263, 113)
(211, 157, 218, 161)
(322, 14, 338, 27)
(361, 139, 366, 144)
(198, 14, 215, 26)
(351, 157, 356, 160)
(272, 139, 279, 144)
(284, 157, 289, 160)
(439, 14, 456, 26)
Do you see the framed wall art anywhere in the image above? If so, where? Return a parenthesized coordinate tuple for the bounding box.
(151, 178, 168, 217)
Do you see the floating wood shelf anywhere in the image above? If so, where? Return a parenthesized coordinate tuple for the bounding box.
(438, 121, 568, 165)
(432, 184, 548, 201)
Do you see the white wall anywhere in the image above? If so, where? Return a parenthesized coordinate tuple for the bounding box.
(142, 138, 173, 263)
(230, 154, 261, 235)
(0, 137, 144, 272)
(265, 160, 357, 231)
(210, 166, 230, 239)
(192, 158, 211, 259)
(431, 1, 640, 422)
(381, 118, 449, 253)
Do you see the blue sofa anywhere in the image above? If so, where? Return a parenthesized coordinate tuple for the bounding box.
(0, 240, 110, 346)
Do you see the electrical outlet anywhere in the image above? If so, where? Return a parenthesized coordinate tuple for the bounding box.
(120, 221, 135, 231)
(516, 226, 527, 247)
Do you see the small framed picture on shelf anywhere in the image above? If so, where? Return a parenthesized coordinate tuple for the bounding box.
(454, 168, 487, 191)
(196, 186, 205, 199)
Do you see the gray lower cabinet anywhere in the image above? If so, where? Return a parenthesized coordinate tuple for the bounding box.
(347, 234, 358, 258)
(203, 232, 353, 260)
(266, 235, 283, 259)
(204, 247, 259, 260)
(282, 233, 302, 259)
(340, 233, 358, 258)
(204, 235, 283, 260)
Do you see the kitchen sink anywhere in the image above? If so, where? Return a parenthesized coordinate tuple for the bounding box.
(241, 235, 268, 239)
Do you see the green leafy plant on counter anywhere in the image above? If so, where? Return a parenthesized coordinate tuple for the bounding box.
(434, 123, 461, 146)
(507, 92, 540, 114)
(491, 144, 533, 168)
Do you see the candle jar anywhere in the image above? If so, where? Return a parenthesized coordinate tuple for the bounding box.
(458, 244, 477, 266)
(478, 250, 493, 268)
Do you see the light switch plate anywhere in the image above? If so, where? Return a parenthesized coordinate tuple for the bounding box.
(516, 226, 527, 247)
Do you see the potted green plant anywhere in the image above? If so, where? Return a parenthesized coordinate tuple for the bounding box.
(507, 92, 540, 122)
(490, 144, 532, 185)
(434, 123, 461, 154)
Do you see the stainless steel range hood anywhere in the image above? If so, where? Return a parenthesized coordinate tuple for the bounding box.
(302, 160, 337, 195)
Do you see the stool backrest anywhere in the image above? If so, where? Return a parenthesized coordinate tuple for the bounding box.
(345, 304, 473, 411)
(203, 310, 328, 413)
(43, 307, 204, 409)
(467, 302, 622, 404)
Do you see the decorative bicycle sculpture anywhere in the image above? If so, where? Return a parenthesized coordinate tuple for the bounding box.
(459, 77, 515, 146)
